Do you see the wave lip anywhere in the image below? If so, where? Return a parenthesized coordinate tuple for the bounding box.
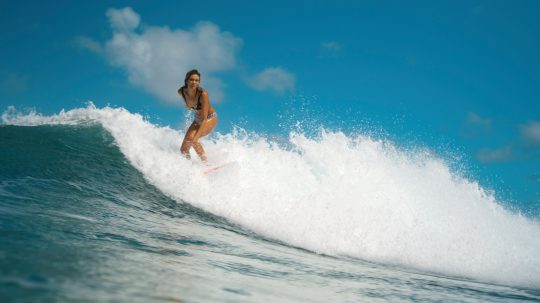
(3, 104, 540, 289)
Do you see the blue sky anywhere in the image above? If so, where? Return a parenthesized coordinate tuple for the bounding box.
(1, 0, 539, 207)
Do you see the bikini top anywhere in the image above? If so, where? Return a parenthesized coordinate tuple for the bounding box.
(181, 87, 203, 110)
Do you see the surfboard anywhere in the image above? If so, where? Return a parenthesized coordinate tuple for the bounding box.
(203, 162, 234, 175)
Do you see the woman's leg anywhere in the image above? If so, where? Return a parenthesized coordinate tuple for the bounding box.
(192, 116, 218, 162)
(192, 141, 207, 162)
(197, 116, 218, 137)
(181, 116, 218, 162)
(180, 123, 199, 159)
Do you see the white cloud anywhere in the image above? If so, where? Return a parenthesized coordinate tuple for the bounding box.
(74, 36, 103, 54)
(249, 67, 295, 95)
(476, 146, 513, 163)
(106, 7, 140, 32)
(460, 111, 492, 139)
(520, 121, 540, 147)
(466, 112, 492, 130)
(321, 41, 342, 52)
(91, 7, 242, 104)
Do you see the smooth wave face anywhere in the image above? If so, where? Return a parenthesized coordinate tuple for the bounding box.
(0, 123, 240, 302)
(2, 104, 540, 291)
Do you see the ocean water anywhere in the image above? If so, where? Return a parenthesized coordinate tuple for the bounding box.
(1, 104, 539, 302)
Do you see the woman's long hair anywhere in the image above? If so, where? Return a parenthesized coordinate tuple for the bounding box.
(179, 69, 201, 103)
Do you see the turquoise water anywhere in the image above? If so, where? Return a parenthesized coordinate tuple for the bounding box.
(1, 107, 540, 302)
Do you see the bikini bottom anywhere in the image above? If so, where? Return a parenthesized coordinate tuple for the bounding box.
(194, 112, 217, 125)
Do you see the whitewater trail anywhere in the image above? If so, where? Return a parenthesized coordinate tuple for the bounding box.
(3, 103, 540, 289)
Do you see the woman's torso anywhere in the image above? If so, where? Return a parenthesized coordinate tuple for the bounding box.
(182, 87, 215, 116)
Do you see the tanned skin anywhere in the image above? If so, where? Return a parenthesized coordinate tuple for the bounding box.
(178, 73, 218, 162)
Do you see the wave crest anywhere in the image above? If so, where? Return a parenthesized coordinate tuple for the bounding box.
(3, 104, 540, 288)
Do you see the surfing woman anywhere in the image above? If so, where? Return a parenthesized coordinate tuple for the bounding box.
(178, 69, 218, 162)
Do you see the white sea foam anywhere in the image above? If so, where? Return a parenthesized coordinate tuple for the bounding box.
(3, 104, 540, 288)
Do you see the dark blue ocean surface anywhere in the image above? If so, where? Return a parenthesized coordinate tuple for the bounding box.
(1, 122, 539, 302)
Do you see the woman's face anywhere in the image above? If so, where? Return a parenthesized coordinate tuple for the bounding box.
(187, 74, 200, 89)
